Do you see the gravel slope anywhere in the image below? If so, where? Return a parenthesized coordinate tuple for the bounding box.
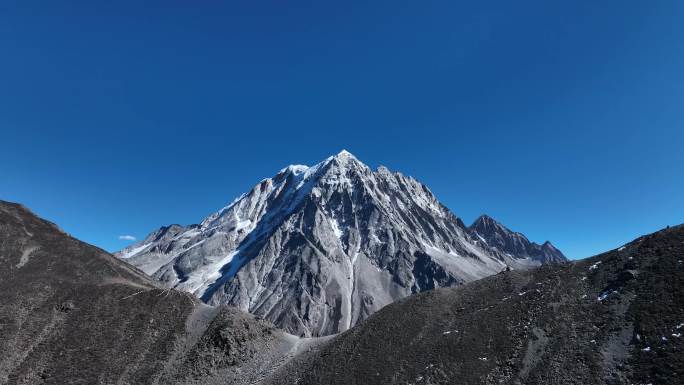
(0, 201, 303, 385)
(266, 224, 684, 385)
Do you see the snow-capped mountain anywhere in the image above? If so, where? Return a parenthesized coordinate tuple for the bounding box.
(117, 150, 565, 336)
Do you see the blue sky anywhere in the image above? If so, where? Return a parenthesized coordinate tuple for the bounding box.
(1, 1, 683, 259)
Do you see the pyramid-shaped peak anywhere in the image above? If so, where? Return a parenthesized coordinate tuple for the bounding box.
(326, 150, 368, 170)
(476, 214, 494, 222)
(336, 149, 355, 158)
(472, 214, 500, 227)
(470, 215, 523, 239)
(329, 149, 361, 164)
(116, 151, 568, 337)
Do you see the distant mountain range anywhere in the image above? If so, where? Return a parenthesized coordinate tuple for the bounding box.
(116, 151, 565, 336)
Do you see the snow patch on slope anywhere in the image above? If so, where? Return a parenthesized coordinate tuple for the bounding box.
(119, 243, 152, 259)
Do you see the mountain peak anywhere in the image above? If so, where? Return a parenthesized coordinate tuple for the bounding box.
(541, 240, 560, 251)
(468, 215, 566, 263)
(277, 151, 360, 178)
(335, 149, 355, 158)
(473, 214, 497, 225)
(117, 153, 566, 336)
(376, 165, 392, 175)
(471, 214, 508, 233)
(328, 149, 362, 168)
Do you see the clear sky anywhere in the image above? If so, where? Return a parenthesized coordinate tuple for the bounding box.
(1, 1, 683, 259)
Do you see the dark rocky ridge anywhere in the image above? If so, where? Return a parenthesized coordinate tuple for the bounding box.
(267, 224, 683, 385)
(0, 201, 313, 385)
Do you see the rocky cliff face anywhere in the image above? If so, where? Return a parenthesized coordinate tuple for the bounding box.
(468, 215, 567, 264)
(117, 151, 565, 336)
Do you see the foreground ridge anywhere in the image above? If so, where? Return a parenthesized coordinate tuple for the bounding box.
(1, 200, 680, 384)
(268, 224, 684, 385)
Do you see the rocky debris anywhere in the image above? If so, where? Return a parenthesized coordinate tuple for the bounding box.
(264, 224, 684, 385)
(0, 201, 300, 385)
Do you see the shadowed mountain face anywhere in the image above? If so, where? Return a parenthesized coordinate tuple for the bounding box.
(117, 151, 566, 337)
(0, 201, 313, 385)
(469, 215, 567, 264)
(0, 201, 188, 384)
(266, 224, 684, 385)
